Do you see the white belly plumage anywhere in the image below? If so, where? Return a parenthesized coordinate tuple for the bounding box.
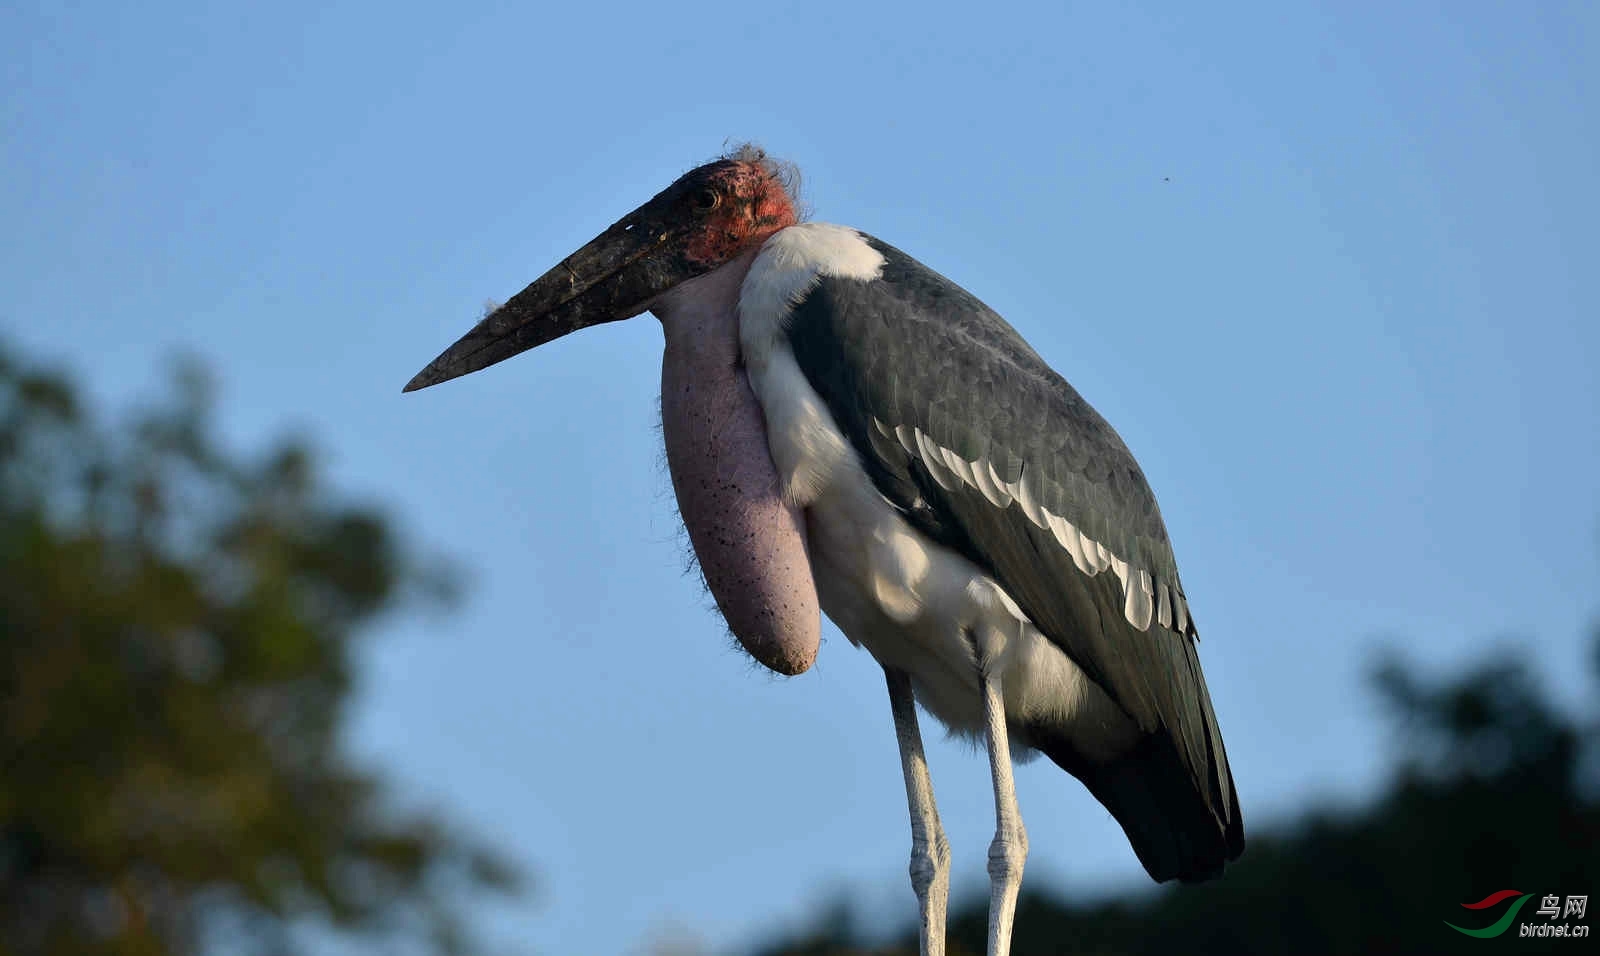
(802, 453, 1101, 744)
(736, 223, 1134, 757)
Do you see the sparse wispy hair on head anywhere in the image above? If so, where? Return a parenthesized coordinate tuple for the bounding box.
(718, 141, 809, 221)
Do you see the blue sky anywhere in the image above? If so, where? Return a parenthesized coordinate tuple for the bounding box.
(3, 1, 1596, 952)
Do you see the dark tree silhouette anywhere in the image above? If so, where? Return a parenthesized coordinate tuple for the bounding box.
(753, 622, 1599, 955)
(0, 343, 522, 955)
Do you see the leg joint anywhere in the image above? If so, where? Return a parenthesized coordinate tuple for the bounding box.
(909, 831, 951, 896)
(987, 822, 1028, 882)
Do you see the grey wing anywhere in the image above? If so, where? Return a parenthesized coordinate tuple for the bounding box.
(785, 235, 1238, 833)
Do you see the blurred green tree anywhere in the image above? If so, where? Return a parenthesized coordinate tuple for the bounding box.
(753, 618, 1600, 955)
(0, 343, 521, 955)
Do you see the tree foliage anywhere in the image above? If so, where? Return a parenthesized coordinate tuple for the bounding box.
(0, 344, 520, 955)
(754, 629, 1600, 955)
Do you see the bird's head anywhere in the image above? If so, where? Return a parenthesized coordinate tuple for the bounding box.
(404, 146, 799, 392)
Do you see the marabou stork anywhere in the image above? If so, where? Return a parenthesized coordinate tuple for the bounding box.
(405, 147, 1243, 956)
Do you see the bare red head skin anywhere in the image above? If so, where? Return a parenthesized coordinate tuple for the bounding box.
(683, 158, 800, 267)
(405, 149, 820, 676)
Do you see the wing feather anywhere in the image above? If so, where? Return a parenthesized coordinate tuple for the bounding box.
(784, 235, 1238, 833)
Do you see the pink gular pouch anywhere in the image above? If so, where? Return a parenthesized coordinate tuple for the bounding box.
(653, 250, 821, 675)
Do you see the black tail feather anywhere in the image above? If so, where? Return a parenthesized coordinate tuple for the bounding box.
(1030, 727, 1244, 883)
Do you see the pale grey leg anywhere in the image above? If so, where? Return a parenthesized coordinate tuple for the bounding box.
(886, 667, 950, 956)
(982, 669, 1028, 956)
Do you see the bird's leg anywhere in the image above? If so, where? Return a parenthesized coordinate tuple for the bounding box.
(982, 666, 1028, 956)
(885, 666, 950, 956)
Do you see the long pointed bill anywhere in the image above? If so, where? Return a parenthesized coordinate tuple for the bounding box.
(403, 190, 709, 393)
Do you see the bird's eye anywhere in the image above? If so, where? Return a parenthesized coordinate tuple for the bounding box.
(691, 188, 721, 214)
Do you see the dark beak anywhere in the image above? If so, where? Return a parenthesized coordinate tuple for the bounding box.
(403, 190, 703, 393)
